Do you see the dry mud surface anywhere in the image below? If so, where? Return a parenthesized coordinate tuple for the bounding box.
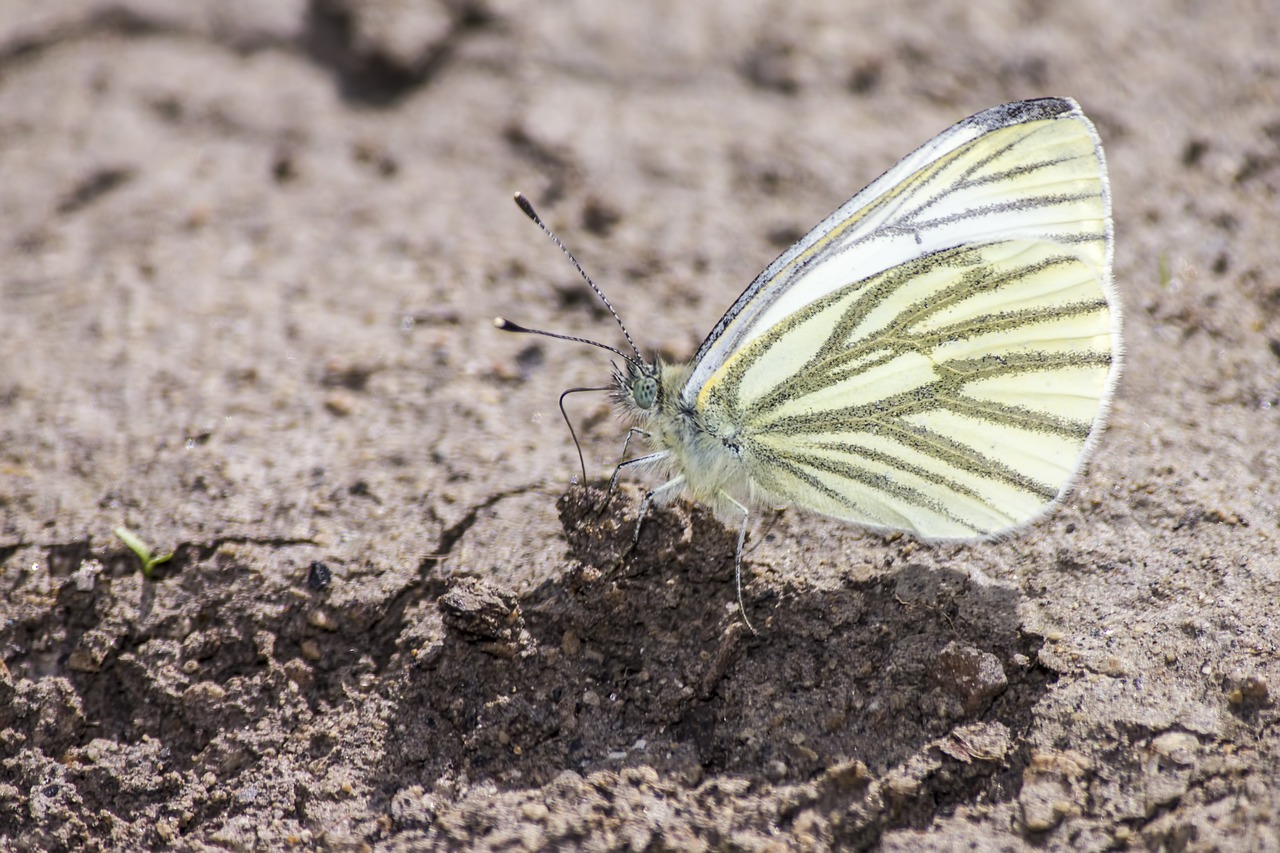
(2, 1, 1279, 850)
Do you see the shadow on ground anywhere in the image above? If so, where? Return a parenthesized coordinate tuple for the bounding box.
(377, 488, 1053, 843)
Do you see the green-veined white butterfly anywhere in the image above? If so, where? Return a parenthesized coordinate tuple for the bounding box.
(498, 97, 1119, 630)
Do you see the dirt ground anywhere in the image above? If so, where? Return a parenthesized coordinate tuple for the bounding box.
(1, 1, 1278, 850)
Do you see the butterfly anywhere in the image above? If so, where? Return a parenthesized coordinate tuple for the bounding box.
(498, 97, 1120, 630)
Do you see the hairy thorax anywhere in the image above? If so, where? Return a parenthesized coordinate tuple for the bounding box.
(629, 360, 755, 516)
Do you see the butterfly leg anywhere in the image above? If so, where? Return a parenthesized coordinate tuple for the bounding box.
(606, 473, 683, 573)
(718, 492, 757, 635)
(617, 427, 649, 460)
(597, 442, 658, 517)
(624, 471, 686, 563)
(597, 428, 651, 514)
(632, 475, 686, 544)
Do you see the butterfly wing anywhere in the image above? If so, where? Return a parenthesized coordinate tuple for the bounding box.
(689, 98, 1119, 538)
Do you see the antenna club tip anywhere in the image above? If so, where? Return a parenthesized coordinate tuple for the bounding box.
(512, 192, 538, 220)
(494, 317, 525, 333)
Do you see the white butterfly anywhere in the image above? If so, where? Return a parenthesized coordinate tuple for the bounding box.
(499, 98, 1120, 630)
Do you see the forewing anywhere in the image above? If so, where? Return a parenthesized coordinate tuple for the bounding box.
(685, 98, 1114, 404)
(690, 98, 1118, 538)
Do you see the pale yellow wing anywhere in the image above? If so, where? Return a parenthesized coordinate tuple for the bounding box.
(693, 99, 1117, 538)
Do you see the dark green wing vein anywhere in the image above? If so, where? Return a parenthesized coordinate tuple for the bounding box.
(880, 132, 1082, 228)
(932, 395, 1091, 441)
(956, 151, 1098, 191)
(747, 442, 976, 533)
(778, 126, 1070, 277)
(708, 244, 1104, 422)
(882, 190, 1101, 240)
(784, 414, 1058, 500)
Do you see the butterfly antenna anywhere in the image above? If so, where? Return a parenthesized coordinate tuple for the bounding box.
(512, 192, 644, 363)
(493, 317, 636, 365)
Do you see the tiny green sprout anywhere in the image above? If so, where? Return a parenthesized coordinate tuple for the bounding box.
(113, 527, 174, 577)
(1157, 251, 1171, 288)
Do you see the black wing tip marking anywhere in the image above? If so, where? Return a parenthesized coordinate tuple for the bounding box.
(968, 98, 1077, 131)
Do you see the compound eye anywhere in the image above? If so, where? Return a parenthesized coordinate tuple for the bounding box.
(632, 376, 658, 410)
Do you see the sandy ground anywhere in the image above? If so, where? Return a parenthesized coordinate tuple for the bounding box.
(1, 0, 1278, 850)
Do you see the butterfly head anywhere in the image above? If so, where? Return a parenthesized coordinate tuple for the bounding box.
(614, 359, 663, 417)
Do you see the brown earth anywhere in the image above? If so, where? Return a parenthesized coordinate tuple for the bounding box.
(1, 1, 1278, 850)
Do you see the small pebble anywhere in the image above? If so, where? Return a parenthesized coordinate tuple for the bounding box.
(307, 561, 332, 590)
